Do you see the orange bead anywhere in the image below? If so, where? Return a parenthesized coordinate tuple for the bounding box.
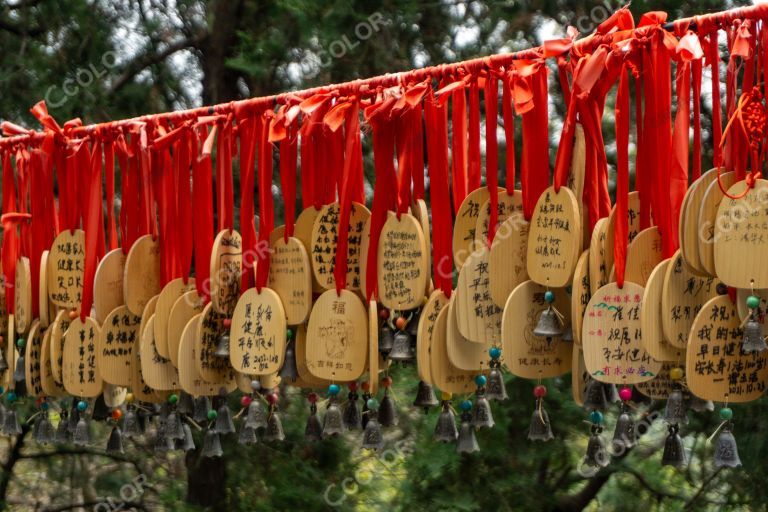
(395, 317, 407, 330)
(111, 409, 122, 421)
(68, 309, 79, 320)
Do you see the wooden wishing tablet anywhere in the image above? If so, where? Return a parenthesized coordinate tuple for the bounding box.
(453, 187, 490, 269)
(310, 202, 371, 291)
(14, 256, 32, 334)
(698, 171, 736, 276)
(178, 314, 235, 396)
(294, 323, 330, 388)
(581, 281, 661, 384)
(269, 225, 286, 247)
(429, 305, 475, 395)
(229, 287, 287, 375)
(661, 250, 717, 349)
(474, 188, 523, 245)
(636, 362, 676, 400)
(167, 290, 204, 367)
(526, 186, 581, 288)
(140, 315, 179, 391)
(38, 251, 54, 328)
(210, 229, 242, 315)
(93, 248, 126, 324)
(616, 226, 663, 286)
(62, 316, 103, 397)
(268, 236, 312, 325)
(416, 290, 450, 385)
(25, 320, 44, 397)
(123, 235, 161, 316)
(455, 244, 502, 344)
(588, 217, 609, 293)
(130, 327, 165, 403)
(571, 347, 589, 407)
(488, 191, 529, 308)
(154, 277, 196, 359)
(47, 229, 85, 309)
(40, 327, 66, 397)
(686, 294, 768, 402)
(305, 289, 367, 381)
(367, 300, 379, 395)
(49, 309, 71, 384)
(571, 250, 590, 346)
(97, 305, 141, 387)
(446, 295, 488, 372)
(501, 280, 573, 379)
(195, 301, 232, 385)
(294, 206, 325, 294)
(714, 179, 768, 288)
(377, 212, 428, 310)
(412, 199, 432, 297)
(358, 216, 372, 300)
(679, 169, 719, 276)
(640, 259, 683, 363)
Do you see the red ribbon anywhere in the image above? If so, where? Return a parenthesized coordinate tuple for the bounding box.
(235, 108, 259, 292)
(613, 60, 630, 288)
(192, 124, 215, 302)
(80, 139, 104, 321)
(485, 74, 500, 245)
(255, 110, 275, 291)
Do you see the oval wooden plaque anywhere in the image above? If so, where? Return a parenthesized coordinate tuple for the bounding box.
(377, 212, 428, 310)
(446, 295, 488, 372)
(97, 305, 141, 387)
(123, 235, 161, 316)
(429, 305, 475, 395)
(294, 206, 325, 294)
(167, 290, 204, 367)
(616, 226, 663, 287)
(139, 315, 179, 391)
(416, 290, 450, 385)
(229, 287, 287, 375)
(178, 314, 234, 396)
(453, 187, 490, 269)
(571, 250, 591, 346)
(49, 310, 71, 384)
(588, 217, 609, 293)
(639, 259, 683, 363)
(25, 320, 44, 397)
(195, 301, 232, 385)
(40, 327, 66, 397)
(93, 248, 126, 324)
(47, 229, 85, 309)
(268, 236, 312, 325)
(294, 323, 330, 388)
(154, 277, 196, 359)
(310, 202, 371, 291)
(14, 256, 32, 334)
(455, 244, 502, 344)
(209, 229, 242, 315)
(62, 316, 103, 397)
(679, 169, 719, 276)
(488, 191, 529, 308)
(698, 171, 736, 276)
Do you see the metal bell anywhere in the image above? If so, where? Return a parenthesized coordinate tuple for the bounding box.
(362, 417, 384, 451)
(741, 316, 767, 353)
(67, 401, 80, 433)
(107, 426, 124, 453)
(0, 349, 8, 372)
(164, 411, 184, 440)
(472, 394, 494, 430)
(305, 404, 323, 441)
(214, 403, 235, 434)
(193, 396, 212, 424)
(584, 429, 609, 468)
(713, 425, 742, 468)
(92, 394, 110, 421)
(322, 400, 346, 438)
(388, 330, 415, 363)
(378, 391, 398, 427)
(177, 391, 195, 416)
(73, 417, 90, 446)
(583, 379, 609, 412)
(378, 323, 395, 356)
(34, 413, 55, 445)
(612, 411, 635, 450)
(361, 393, 371, 430)
(238, 422, 258, 445)
(342, 393, 361, 430)
(661, 424, 687, 467)
(434, 403, 458, 443)
(263, 410, 285, 442)
(486, 368, 508, 402)
(153, 418, 175, 453)
(122, 408, 142, 438)
(456, 412, 480, 454)
(562, 325, 574, 342)
(55, 412, 71, 443)
(279, 339, 299, 382)
(2, 409, 21, 436)
(664, 388, 688, 425)
(413, 381, 439, 411)
(13, 353, 24, 383)
(201, 430, 223, 457)
(177, 423, 196, 451)
(245, 399, 268, 430)
(214, 333, 230, 359)
(528, 405, 554, 442)
(532, 306, 563, 339)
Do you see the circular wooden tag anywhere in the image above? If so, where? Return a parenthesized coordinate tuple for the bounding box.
(305, 289, 367, 381)
(416, 290, 450, 385)
(268, 236, 312, 325)
(295, 206, 325, 294)
(376, 212, 428, 310)
(38, 251, 54, 328)
(501, 280, 572, 379)
(636, 362, 676, 399)
(93, 248, 127, 324)
(210, 229, 242, 315)
(453, 187, 490, 269)
(178, 314, 234, 396)
(310, 202, 371, 291)
(640, 259, 683, 363)
(229, 287, 287, 375)
(661, 250, 717, 349)
(679, 169, 719, 276)
(153, 277, 196, 359)
(140, 315, 179, 391)
(25, 320, 44, 397)
(62, 316, 103, 397)
(588, 217, 609, 293)
(686, 294, 768, 402)
(571, 250, 591, 346)
(294, 323, 330, 388)
(571, 346, 589, 406)
(446, 295, 487, 371)
(736, 287, 768, 321)
(123, 235, 161, 316)
(40, 327, 66, 397)
(474, 189, 523, 245)
(97, 305, 141, 387)
(412, 199, 432, 297)
(47, 229, 85, 309)
(581, 281, 662, 384)
(14, 256, 32, 334)
(488, 193, 529, 308)
(49, 309, 71, 384)
(429, 305, 475, 395)
(714, 179, 768, 288)
(616, 226, 663, 286)
(698, 171, 737, 276)
(195, 301, 232, 385)
(526, 186, 581, 288)
(455, 245, 502, 344)
(167, 291, 205, 367)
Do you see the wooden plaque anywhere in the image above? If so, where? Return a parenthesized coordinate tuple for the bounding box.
(412, 199, 432, 297)
(526, 186, 581, 288)
(588, 218, 609, 293)
(268, 236, 313, 325)
(62, 316, 103, 397)
(294, 206, 325, 294)
(47, 229, 85, 309)
(604, 191, 642, 278)
(640, 259, 683, 363)
(310, 202, 370, 291)
(210, 229, 242, 315)
(455, 244, 502, 344)
(617, 226, 663, 286)
(679, 169, 719, 276)
(305, 289, 367, 381)
(429, 305, 475, 395)
(636, 362, 677, 399)
(14, 256, 32, 333)
(571, 250, 591, 346)
(488, 191, 529, 308)
(229, 287, 287, 375)
(195, 301, 232, 385)
(269, 225, 286, 247)
(698, 171, 736, 276)
(571, 346, 590, 406)
(178, 314, 235, 396)
(367, 301, 379, 395)
(377, 212, 428, 310)
(40, 327, 66, 397)
(93, 248, 126, 324)
(139, 315, 179, 391)
(38, 251, 54, 328)
(49, 309, 71, 384)
(294, 323, 330, 388)
(581, 281, 662, 384)
(474, 189, 523, 244)
(25, 320, 44, 397)
(453, 187, 490, 268)
(358, 217, 371, 300)
(123, 235, 161, 316)
(686, 294, 768, 402)
(154, 277, 196, 359)
(167, 290, 204, 367)
(416, 290, 450, 385)
(130, 325, 165, 404)
(97, 305, 141, 387)
(446, 295, 488, 372)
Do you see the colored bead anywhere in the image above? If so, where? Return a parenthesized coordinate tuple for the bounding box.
(395, 317, 407, 330)
(251, 380, 261, 391)
(459, 400, 472, 412)
(619, 387, 632, 402)
(719, 407, 733, 421)
(40, 401, 49, 411)
(475, 375, 487, 387)
(15, 338, 24, 349)
(715, 283, 728, 295)
(381, 376, 393, 388)
(6, 392, 16, 403)
(168, 394, 179, 405)
(111, 409, 122, 421)
(589, 410, 603, 424)
(68, 309, 78, 320)
(747, 295, 761, 310)
(125, 393, 134, 403)
(240, 395, 252, 407)
(207, 410, 218, 421)
(533, 385, 547, 398)
(286, 328, 293, 339)
(77, 400, 88, 412)
(361, 381, 370, 392)
(267, 393, 278, 405)
(669, 367, 684, 381)
(366, 398, 379, 411)
(223, 318, 232, 328)
(348, 381, 358, 392)
(328, 384, 341, 396)
(307, 392, 319, 404)
(379, 309, 389, 320)
(489, 347, 502, 360)
(441, 392, 453, 401)
(544, 291, 555, 304)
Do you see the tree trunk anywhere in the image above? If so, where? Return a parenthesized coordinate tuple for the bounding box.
(185, 447, 227, 510)
(200, 0, 246, 104)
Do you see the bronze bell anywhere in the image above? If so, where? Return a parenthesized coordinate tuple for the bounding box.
(201, 430, 223, 457)
(434, 403, 458, 443)
(193, 396, 212, 424)
(214, 333, 230, 359)
(486, 367, 508, 402)
(378, 323, 395, 356)
(245, 399, 268, 430)
(661, 424, 687, 467)
(122, 408, 141, 438)
(106, 426, 124, 453)
(164, 411, 184, 440)
(238, 422, 258, 445)
(583, 379, 609, 412)
(528, 405, 554, 442)
(279, 340, 298, 382)
(362, 417, 384, 451)
(612, 410, 635, 450)
(177, 391, 195, 416)
(664, 388, 688, 425)
(741, 315, 767, 353)
(343, 393, 361, 430)
(322, 399, 346, 438)
(584, 428, 609, 468)
(55, 411, 72, 443)
(388, 330, 415, 363)
(713, 425, 742, 468)
(378, 390, 398, 427)
(413, 380, 439, 411)
(305, 404, 323, 441)
(263, 410, 285, 442)
(12, 353, 24, 383)
(178, 423, 195, 451)
(214, 403, 235, 434)
(456, 412, 480, 454)
(472, 394, 494, 430)
(533, 306, 563, 339)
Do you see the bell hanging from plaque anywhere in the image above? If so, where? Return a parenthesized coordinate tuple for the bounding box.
(55, 411, 71, 443)
(193, 396, 212, 424)
(264, 409, 285, 442)
(201, 429, 223, 458)
(456, 401, 479, 454)
(413, 380, 438, 412)
(378, 323, 395, 357)
(661, 424, 686, 467)
(741, 313, 767, 353)
(305, 397, 323, 442)
(472, 376, 494, 430)
(165, 411, 185, 440)
(106, 426, 124, 454)
(279, 338, 299, 382)
(434, 397, 458, 443)
(343, 383, 361, 430)
(153, 417, 174, 453)
(583, 379, 609, 412)
(34, 412, 55, 445)
(238, 422, 258, 445)
(388, 331, 415, 363)
(378, 385, 398, 427)
(713, 425, 741, 468)
(486, 367, 508, 402)
(178, 423, 196, 451)
(214, 402, 235, 435)
(322, 396, 345, 439)
(122, 407, 142, 438)
(584, 426, 609, 468)
(528, 384, 553, 441)
(664, 388, 688, 425)
(246, 398, 268, 430)
(612, 407, 635, 450)
(361, 398, 384, 451)
(533, 291, 563, 340)
(214, 332, 230, 359)
(73, 417, 90, 447)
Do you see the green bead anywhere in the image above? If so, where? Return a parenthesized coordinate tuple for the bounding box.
(15, 338, 24, 349)
(6, 391, 16, 403)
(589, 410, 603, 424)
(719, 407, 733, 421)
(544, 291, 555, 304)
(747, 295, 760, 310)
(207, 410, 218, 421)
(366, 398, 379, 411)
(459, 399, 472, 412)
(286, 328, 294, 339)
(168, 394, 178, 405)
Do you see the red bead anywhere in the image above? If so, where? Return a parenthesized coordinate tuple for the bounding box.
(533, 385, 547, 398)
(619, 387, 632, 402)
(111, 409, 122, 421)
(395, 317, 407, 330)
(267, 393, 278, 405)
(361, 381, 370, 392)
(223, 318, 232, 328)
(378, 309, 389, 320)
(240, 395, 252, 407)
(348, 381, 358, 392)
(68, 309, 79, 320)
(308, 392, 319, 403)
(381, 376, 393, 388)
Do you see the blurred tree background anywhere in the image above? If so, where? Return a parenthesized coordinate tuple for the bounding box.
(0, 0, 766, 511)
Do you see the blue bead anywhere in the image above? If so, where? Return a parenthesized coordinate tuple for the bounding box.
(6, 391, 16, 403)
(589, 410, 603, 424)
(41, 402, 49, 411)
(475, 375, 487, 387)
(544, 291, 555, 304)
(489, 347, 502, 360)
(459, 400, 472, 411)
(77, 400, 88, 412)
(328, 384, 340, 396)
